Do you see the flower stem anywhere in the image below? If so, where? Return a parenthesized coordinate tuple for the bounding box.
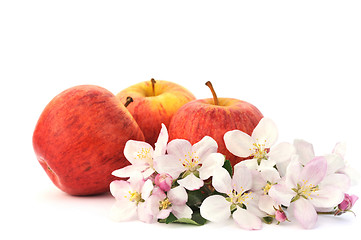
(124, 96, 134, 108)
(151, 78, 156, 96)
(317, 211, 336, 215)
(205, 81, 219, 105)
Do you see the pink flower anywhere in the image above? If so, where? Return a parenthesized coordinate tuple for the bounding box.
(109, 174, 154, 222)
(335, 193, 358, 215)
(269, 157, 344, 229)
(274, 206, 288, 223)
(200, 166, 264, 230)
(145, 186, 193, 222)
(112, 123, 168, 179)
(155, 173, 173, 192)
(154, 136, 225, 190)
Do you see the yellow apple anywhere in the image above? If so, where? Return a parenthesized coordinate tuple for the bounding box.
(116, 79, 196, 146)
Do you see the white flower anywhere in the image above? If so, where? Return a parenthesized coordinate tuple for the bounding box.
(154, 136, 225, 190)
(224, 118, 295, 171)
(332, 142, 360, 186)
(294, 139, 351, 192)
(145, 186, 193, 222)
(268, 157, 344, 229)
(251, 167, 282, 216)
(200, 166, 264, 230)
(109, 174, 154, 222)
(112, 123, 168, 179)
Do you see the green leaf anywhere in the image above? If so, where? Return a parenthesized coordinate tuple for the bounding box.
(222, 158, 233, 176)
(163, 211, 207, 226)
(164, 212, 177, 224)
(263, 216, 274, 224)
(187, 189, 208, 208)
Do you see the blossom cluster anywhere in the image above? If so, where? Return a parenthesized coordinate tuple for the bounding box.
(109, 118, 359, 230)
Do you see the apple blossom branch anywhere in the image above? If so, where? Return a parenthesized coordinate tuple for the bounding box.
(109, 118, 359, 230)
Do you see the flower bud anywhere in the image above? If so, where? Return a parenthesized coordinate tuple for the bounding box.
(154, 173, 173, 192)
(338, 193, 358, 212)
(273, 205, 288, 224)
(275, 209, 287, 223)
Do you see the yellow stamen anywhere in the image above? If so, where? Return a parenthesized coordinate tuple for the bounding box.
(159, 198, 172, 210)
(125, 191, 142, 203)
(179, 151, 200, 172)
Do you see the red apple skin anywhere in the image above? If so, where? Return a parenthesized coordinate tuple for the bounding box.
(168, 98, 263, 167)
(33, 85, 145, 195)
(116, 80, 196, 147)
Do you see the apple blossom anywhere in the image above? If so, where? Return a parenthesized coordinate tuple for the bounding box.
(293, 139, 352, 192)
(154, 173, 173, 192)
(224, 118, 295, 171)
(251, 167, 282, 217)
(269, 157, 344, 229)
(154, 136, 225, 190)
(200, 166, 264, 230)
(109, 174, 154, 222)
(112, 123, 168, 179)
(145, 186, 193, 222)
(332, 142, 360, 186)
(335, 193, 358, 216)
(274, 206, 288, 224)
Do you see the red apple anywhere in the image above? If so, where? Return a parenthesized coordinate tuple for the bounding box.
(168, 81, 263, 167)
(33, 85, 144, 195)
(116, 79, 196, 146)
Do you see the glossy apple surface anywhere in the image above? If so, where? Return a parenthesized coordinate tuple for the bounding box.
(168, 97, 263, 166)
(116, 80, 196, 146)
(33, 85, 145, 195)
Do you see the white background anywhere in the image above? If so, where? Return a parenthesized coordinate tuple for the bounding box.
(1, 0, 360, 239)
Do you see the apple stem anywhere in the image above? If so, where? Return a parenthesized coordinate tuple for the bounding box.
(151, 78, 156, 96)
(205, 81, 219, 105)
(124, 96, 134, 108)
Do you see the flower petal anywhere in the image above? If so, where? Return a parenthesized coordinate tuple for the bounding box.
(258, 195, 276, 215)
(310, 186, 344, 209)
(212, 167, 233, 194)
(339, 166, 360, 186)
(299, 156, 327, 186)
(167, 186, 188, 205)
(324, 153, 345, 175)
(234, 159, 258, 170)
(260, 167, 281, 184)
(285, 156, 302, 187)
(157, 209, 172, 220)
(268, 183, 295, 207)
(109, 200, 137, 222)
(128, 173, 145, 192)
(200, 195, 231, 222)
(293, 139, 315, 165)
(153, 154, 184, 179)
(177, 173, 204, 190)
(124, 140, 154, 165)
(293, 198, 317, 229)
(172, 204, 193, 219)
(112, 165, 148, 178)
(199, 153, 225, 180)
(332, 142, 346, 158)
(166, 139, 192, 160)
(321, 173, 350, 192)
(251, 118, 278, 148)
(232, 165, 253, 193)
(141, 179, 154, 200)
(268, 142, 295, 163)
(154, 123, 168, 158)
(137, 201, 155, 223)
(110, 180, 132, 200)
(224, 130, 255, 158)
(232, 207, 262, 230)
(192, 136, 218, 162)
